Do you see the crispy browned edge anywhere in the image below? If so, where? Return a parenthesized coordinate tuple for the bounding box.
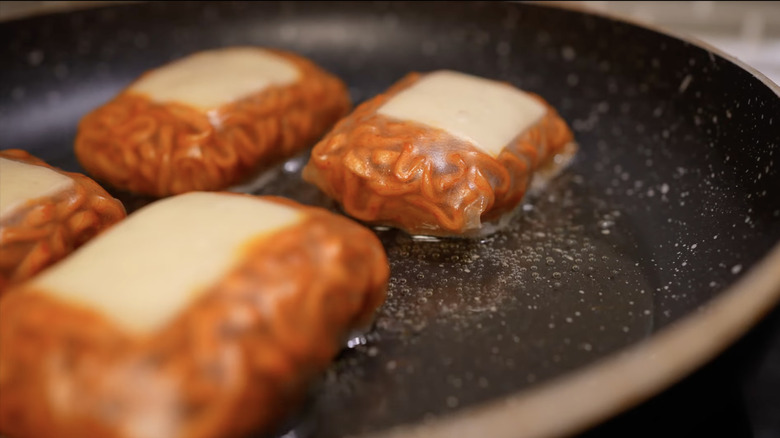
(75, 48, 352, 197)
(302, 72, 575, 236)
(0, 193, 389, 438)
(0, 149, 126, 293)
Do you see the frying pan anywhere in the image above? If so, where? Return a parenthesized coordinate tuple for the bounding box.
(1, 2, 779, 437)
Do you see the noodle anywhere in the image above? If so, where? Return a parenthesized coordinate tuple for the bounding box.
(0, 150, 126, 292)
(0, 195, 388, 438)
(76, 50, 350, 197)
(303, 72, 575, 236)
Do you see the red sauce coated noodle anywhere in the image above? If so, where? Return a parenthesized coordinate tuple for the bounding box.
(0, 149, 126, 293)
(76, 50, 351, 197)
(0, 195, 388, 438)
(303, 73, 575, 236)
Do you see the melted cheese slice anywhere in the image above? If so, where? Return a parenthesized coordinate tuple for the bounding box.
(378, 70, 547, 157)
(0, 157, 74, 221)
(32, 192, 303, 334)
(129, 47, 300, 110)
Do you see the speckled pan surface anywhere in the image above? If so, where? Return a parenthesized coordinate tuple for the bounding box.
(1, 2, 778, 438)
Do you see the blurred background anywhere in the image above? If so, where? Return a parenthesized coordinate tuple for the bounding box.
(555, 1, 780, 83)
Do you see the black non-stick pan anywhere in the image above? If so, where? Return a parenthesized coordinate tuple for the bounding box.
(2, 2, 779, 437)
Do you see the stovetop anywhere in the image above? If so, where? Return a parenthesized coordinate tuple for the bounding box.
(582, 303, 780, 438)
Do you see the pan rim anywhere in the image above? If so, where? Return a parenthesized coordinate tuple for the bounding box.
(364, 2, 780, 438)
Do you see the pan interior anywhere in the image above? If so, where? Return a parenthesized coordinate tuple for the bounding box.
(1, 2, 778, 437)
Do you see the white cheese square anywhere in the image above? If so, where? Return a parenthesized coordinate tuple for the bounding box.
(0, 157, 74, 221)
(32, 192, 303, 334)
(378, 70, 547, 157)
(130, 47, 300, 110)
